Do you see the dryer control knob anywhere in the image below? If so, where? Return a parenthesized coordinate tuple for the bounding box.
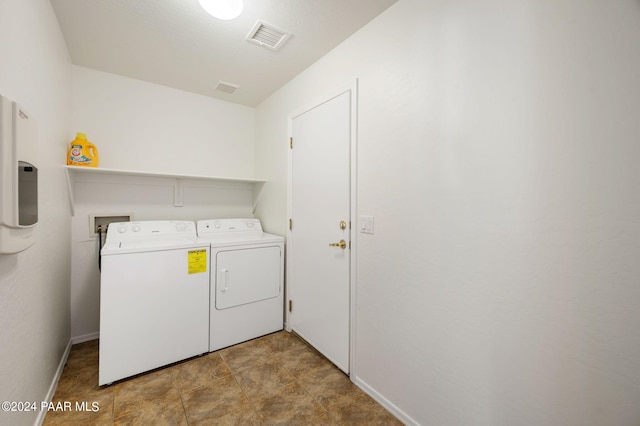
(117, 225, 127, 233)
(131, 224, 141, 232)
(176, 222, 187, 232)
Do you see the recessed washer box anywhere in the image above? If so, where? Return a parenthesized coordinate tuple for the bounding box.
(89, 214, 133, 236)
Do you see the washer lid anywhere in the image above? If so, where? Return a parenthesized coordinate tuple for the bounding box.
(101, 237, 208, 255)
(101, 220, 204, 255)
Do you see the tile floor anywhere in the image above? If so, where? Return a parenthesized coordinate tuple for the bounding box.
(43, 331, 402, 425)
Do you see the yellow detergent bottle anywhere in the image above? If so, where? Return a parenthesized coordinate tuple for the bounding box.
(67, 132, 99, 167)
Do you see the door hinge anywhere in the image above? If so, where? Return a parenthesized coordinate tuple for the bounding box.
(289, 218, 293, 231)
(289, 137, 293, 149)
(289, 300, 293, 312)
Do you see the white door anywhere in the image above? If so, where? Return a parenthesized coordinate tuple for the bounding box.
(290, 89, 352, 373)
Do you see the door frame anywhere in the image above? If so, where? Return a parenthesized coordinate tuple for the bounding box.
(286, 79, 358, 377)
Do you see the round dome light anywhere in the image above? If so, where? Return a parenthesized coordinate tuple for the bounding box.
(198, 0, 244, 20)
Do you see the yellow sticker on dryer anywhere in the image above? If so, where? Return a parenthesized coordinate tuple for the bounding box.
(188, 249, 207, 274)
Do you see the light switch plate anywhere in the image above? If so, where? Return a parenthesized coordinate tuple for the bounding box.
(360, 215, 374, 234)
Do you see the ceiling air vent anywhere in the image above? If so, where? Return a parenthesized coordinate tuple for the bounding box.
(246, 20, 290, 51)
(215, 81, 239, 94)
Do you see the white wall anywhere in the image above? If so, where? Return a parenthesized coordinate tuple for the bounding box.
(0, 0, 72, 425)
(72, 66, 255, 177)
(255, 0, 640, 424)
(70, 67, 257, 339)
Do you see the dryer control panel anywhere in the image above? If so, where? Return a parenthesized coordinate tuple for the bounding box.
(197, 218, 263, 235)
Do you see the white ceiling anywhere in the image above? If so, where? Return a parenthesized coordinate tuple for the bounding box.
(50, 0, 398, 107)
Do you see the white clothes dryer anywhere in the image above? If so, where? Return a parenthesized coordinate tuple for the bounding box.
(197, 218, 284, 351)
(99, 221, 210, 385)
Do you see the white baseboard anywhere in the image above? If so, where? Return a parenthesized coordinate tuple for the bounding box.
(71, 331, 99, 344)
(353, 376, 418, 426)
(34, 339, 73, 426)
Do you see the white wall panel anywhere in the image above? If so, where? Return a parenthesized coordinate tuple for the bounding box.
(0, 0, 72, 424)
(72, 66, 255, 177)
(255, 0, 640, 424)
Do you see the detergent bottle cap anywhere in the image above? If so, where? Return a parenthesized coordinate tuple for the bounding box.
(76, 132, 87, 140)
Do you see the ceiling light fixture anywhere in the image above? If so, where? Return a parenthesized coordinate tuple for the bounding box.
(198, 0, 243, 20)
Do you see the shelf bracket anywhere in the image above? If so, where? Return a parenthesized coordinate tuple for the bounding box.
(65, 167, 76, 216)
(173, 179, 184, 207)
(252, 181, 266, 214)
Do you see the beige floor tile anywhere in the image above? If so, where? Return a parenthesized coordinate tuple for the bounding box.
(298, 369, 401, 425)
(43, 409, 113, 426)
(276, 344, 333, 378)
(259, 330, 309, 354)
(308, 412, 339, 425)
(175, 352, 231, 393)
(234, 358, 297, 402)
(193, 407, 262, 426)
(113, 394, 187, 425)
(253, 382, 327, 425)
(327, 398, 404, 425)
(65, 340, 99, 367)
(113, 368, 179, 416)
(45, 331, 402, 425)
(297, 363, 359, 402)
(53, 368, 105, 401)
(218, 338, 274, 373)
(181, 374, 255, 424)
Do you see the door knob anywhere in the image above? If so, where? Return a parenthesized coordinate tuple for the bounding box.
(329, 239, 347, 249)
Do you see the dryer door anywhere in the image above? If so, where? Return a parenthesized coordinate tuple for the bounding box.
(215, 246, 281, 309)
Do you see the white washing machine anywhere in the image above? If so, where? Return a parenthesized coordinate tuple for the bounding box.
(197, 218, 284, 351)
(99, 221, 210, 385)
